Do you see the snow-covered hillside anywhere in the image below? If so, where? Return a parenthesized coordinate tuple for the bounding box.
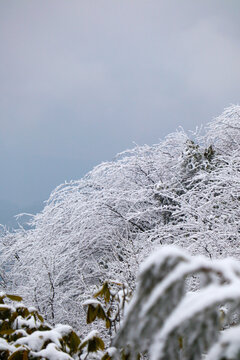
(0, 105, 240, 330)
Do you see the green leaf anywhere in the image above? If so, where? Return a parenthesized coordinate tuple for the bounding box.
(94, 282, 111, 303)
(0, 329, 15, 336)
(0, 320, 11, 331)
(97, 305, 106, 321)
(87, 337, 105, 353)
(178, 336, 183, 349)
(65, 331, 81, 354)
(87, 304, 106, 323)
(0, 307, 12, 320)
(36, 312, 44, 323)
(106, 318, 111, 329)
(121, 350, 130, 360)
(95, 337, 105, 351)
(88, 339, 98, 353)
(87, 305, 97, 323)
(102, 353, 111, 360)
(8, 349, 29, 360)
(0, 349, 10, 360)
(29, 310, 44, 323)
(16, 307, 30, 318)
(6, 295, 23, 302)
(0, 295, 6, 304)
(80, 334, 105, 353)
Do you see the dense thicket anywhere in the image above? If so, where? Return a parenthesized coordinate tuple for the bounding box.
(0, 105, 239, 330)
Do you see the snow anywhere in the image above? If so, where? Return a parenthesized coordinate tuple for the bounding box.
(82, 299, 102, 307)
(54, 324, 73, 337)
(15, 325, 74, 352)
(0, 293, 80, 360)
(139, 246, 189, 276)
(27, 306, 38, 312)
(14, 329, 28, 337)
(0, 338, 16, 352)
(151, 283, 240, 360)
(105, 347, 117, 357)
(114, 242, 240, 360)
(81, 329, 99, 343)
(206, 326, 240, 359)
(16, 329, 61, 351)
(14, 315, 39, 329)
(1, 105, 240, 358)
(141, 255, 240, 317)
(31, 343, 73, 360)
(0, 304, 13, 310)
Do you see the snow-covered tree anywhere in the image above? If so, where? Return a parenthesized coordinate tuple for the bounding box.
(0, 130, 188, 327)
(0, 105, 240, 333)
(149, 105, 240, 259)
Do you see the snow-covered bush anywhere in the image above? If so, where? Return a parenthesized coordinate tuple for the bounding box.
(0, 292, 81, 359)
(114, 246, 240, 360)
(0, 292, 110, 360)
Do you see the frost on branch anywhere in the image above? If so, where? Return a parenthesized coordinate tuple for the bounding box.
(205, 104, 240, 153)
(1, 105, 240, 330)
(114, 246, 240, 360)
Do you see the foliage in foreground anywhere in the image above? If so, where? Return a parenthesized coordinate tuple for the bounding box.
(0, 293, 105, 360)
(3, 246, 240, 360)
(114, 246, 240, 360)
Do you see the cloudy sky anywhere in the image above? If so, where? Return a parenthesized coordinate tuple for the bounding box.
(1, 0, 240, 216)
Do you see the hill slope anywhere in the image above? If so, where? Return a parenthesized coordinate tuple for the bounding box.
(0, 105, 240, 330)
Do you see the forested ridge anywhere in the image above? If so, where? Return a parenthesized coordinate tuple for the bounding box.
(0, 105, 240, 359)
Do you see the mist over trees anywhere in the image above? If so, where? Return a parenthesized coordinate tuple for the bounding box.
(0, 105, 240, 359)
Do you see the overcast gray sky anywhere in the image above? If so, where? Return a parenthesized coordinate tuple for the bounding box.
(1, 0, 240, 212)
